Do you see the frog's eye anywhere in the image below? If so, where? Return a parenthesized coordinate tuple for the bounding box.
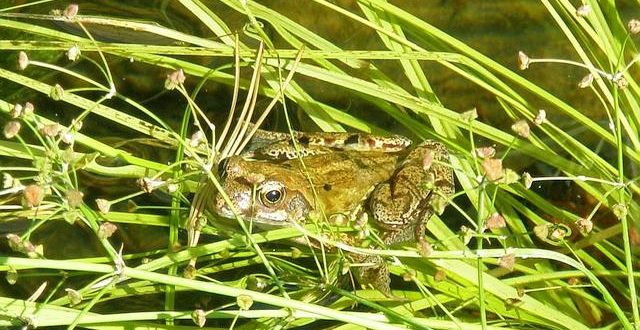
(263, 189, 282, 204)
(260, 181, 285, 206)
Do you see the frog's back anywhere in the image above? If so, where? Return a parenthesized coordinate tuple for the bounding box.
(290, 151, 399, 215)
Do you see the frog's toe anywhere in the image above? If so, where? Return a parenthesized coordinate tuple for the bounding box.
(352, 255, 392, 297)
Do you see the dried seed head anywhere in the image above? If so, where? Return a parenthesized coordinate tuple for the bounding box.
(331, 213, 348, 226)
(575, 217, 593, 235)
(24, 240, 38, 255)
(67, 44, 81, 61)
(522, 172, 533, 189)
(549, 226, 568, 241)
(193, 214, 207, 231)
(290, 247, 302, 258)
(612, 203, 628, 219)
(6, 268, 18, 285)
(402, 269, 416, 282)
(517, 51, 530, 70)
(246, 274, 267, 291)
(50, 84, 65, 100)
(236, 294, 253, 310)
(629, 19, 640, 34)
(183, 264, 197, 279)
(165, 69, 186, 90)
(17, 51, 29, 70)
(65, 288, 82, 306)
(189, 130, 205, 147)
(10, 103, 22, 118)
(481, 158, 503, 182)
(511, 119, 530, 138)
(167, 183, 179, 193)
(3, 173, 22, 189)
(22, 102, 34, 117)
(191, 309, 206, 328)
(6, 234, 22, 252)
(434, 269, 447, 282)
(98, 222, 118, 239)
(576, 5, 591, 17)
(40, 123, 61, 137)
(417, 240, 433, 257)
(533, 225, 548, 242)
(499, 253, 516, 271)
(61, 131, 75, 144)
(5, 235, 39, 257)
(66, 190, 84, 208)
(63, 4, 79, 19)
(22, 184, 44, 208)
(137, 177, 164, 193)
(357, 228, 370, 240)
(1, 174, 10, 189)
(578, 73, 593, 88)
(485, 213, 506, 230)
(61, 148, 75, 164)
(500, 168, 520, 185)
(95, 199, 110, 214)
(354, 212, 369, 229)
(72, 119, 83, 130)
(63, 209, 80, 224)
(615, 76, 628, 89)
(474, 146, 496, 159)
(4, 121, 21, 139)
(533, 109, 546, 125)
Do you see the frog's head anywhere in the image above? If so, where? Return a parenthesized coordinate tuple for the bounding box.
(212, 156, 313, 226)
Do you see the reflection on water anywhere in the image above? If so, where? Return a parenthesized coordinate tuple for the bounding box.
(10, 0, 606, 124)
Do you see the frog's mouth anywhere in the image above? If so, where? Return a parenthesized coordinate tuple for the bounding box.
(215, 211, 297, 234)
(242, 210, 292, 226)
(215, 204, 293, 226)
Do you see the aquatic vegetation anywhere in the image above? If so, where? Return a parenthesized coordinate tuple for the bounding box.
(0, 1, 638, 329)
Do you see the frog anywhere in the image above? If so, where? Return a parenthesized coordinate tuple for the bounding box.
(210, 127, 454, 296)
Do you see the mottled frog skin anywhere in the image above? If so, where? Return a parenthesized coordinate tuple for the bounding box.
(211, 129, 454, 295)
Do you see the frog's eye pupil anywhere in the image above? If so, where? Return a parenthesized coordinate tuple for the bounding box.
(260, 181, 285, 206)
(264, 189, 282, 203)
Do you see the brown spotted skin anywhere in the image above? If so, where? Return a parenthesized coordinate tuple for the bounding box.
(250, 128, 412, 159)
(370, 140, 454, 246)
(212, 128, 454, 296)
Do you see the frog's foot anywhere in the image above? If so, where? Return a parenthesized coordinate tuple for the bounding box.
(350, 254, 394, 298)
(369, 173, 437, 246)
(370, 140, 454, 245)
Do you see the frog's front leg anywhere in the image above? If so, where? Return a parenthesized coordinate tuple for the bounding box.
(369, 140, 454, 247)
